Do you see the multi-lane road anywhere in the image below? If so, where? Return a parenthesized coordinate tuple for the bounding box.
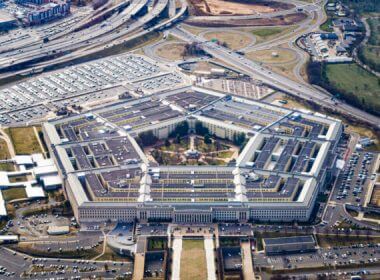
(170, 24, 380, 127)
(0, 0, 187, 77)
(0, 0, 378, 128)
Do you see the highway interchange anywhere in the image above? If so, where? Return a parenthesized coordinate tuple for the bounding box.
(0, 0, 377, 128)
(0, 0, 379, 278)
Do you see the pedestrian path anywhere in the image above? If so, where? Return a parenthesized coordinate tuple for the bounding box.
(204, 237, 216, 280)
(172, 237, 182, 280)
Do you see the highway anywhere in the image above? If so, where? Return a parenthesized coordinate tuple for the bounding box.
(0, 0, 378, 128)
(170, 25, 380, 127)
(0, 0, 189, 79)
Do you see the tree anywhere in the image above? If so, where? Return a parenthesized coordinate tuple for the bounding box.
(182, 42, 205, 57)
(195, 121, 209, 136)
(175, 134, 181, 144)
(233, 132, 246, 146)
(138, 131, 158, 146)
(204, 134, 211, 144)
(170, 121, 189, 137)
(164, 139, 170, 147)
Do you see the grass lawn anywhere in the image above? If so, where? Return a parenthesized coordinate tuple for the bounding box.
(2, 188, 27, 201)
(320, 17, 334, 32)
(156, 42, 187, 61)
(217, 151, 234, 158)
(251, 27, 285, 38)
(250, 26, 293, 43)
(325, 63, 380, 113)
(0, 139, 10, 160)
(204, 31, 253, 50)
(180, 240, 207, 280)
(8, 175, 28, 183)
(0, 163, 14, 172)
(95, 246, 133, 262)
(5, 127, 42, 155)
(147, 237, 168, 251)
(246, 48, 296, 64)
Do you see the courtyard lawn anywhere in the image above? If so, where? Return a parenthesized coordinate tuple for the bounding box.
(0, 163, 14, 172)
(2, 188, 27, 201)
(325, 63, 380, 114)
(5, 127, 42, 155)
(0, 139, 10, 160)
(180, 240, 207, 280)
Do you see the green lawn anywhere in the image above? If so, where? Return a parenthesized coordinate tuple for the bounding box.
(180, 240, 207, 280)
(320, 17, 334, 32)
(251, 27, 290, 40)
(0, 139, 10, 160)
(5, 127, 42, 155)
(325, 63, 380, 114)
(0, 163, 14, 172)
(2, 188, 27, 201)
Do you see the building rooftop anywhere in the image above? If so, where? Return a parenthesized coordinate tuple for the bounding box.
(44, 84, 342, 209)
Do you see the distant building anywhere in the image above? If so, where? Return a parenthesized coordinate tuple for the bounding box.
(0, 10, 18, 31)
(25, 0, 70, 25)
(263, 235, 316, 255)
(47, 225, 70, 235)
(320, 33, 338, 40)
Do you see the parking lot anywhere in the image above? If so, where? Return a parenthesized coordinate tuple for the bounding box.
(0, 246, 133, 279)
(0, 54, 185, 124)
(254, 243, 380, 271)
(334, 152, 377, 205)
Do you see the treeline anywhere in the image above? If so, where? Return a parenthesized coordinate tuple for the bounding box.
(358, 46, 380, 72)
(182, 42, 205, 57)
(341, 0, 380, 13)
(307, 61, 380, 116)
(358, 18, 380, 72)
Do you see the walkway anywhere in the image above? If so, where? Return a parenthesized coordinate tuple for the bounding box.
(241, 241, 255, 280)
(133, 253, 145, 280)
(172, 237, 182, 280)
(204, 237, 217, 280)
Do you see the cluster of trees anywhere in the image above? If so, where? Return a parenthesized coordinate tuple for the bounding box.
(136, 130, 158, 147)
(358, 47, 380, 72)
(182, 42, 205, 57)
(194, 121, 213, 144)
(195, 121, 209, 136)
(169, 121, 189, 138)
(232, 132, 246, 147)
(341, 0, 380, 13)
(151, 149, 164, 164)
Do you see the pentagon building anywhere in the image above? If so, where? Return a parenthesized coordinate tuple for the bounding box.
(43, 85, 343, 224)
